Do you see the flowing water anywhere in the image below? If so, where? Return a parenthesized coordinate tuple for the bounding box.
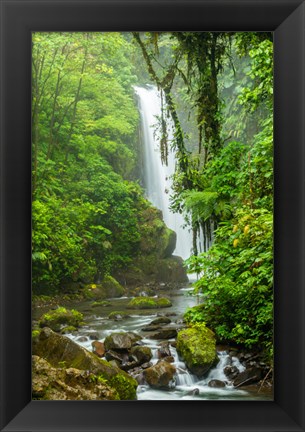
(134, 85, 193, 260)
(65, 287, 271, 400)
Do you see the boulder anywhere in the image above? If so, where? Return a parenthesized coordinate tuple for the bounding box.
(108, 311, 130, 321)
(143, 361, 176, 388)
(129, 346, 152, 365)
(157, 342, 171, 359)
(208, 379, 226, 388)
(186, 388, 199, 396)
(32, 327, 137, 400)
(91, 341, 105, 358)
(77, 336, 88, 343)
(150, 328, 177, 340)
(105, 350, 128, 364)
(224, 365, 239, 381)
(150, 317, 172, 325)
(39, 307, 83, 332)
(141, 325, 163, 332)
(91, 300, 112, 308)
(32, 355, 119, 400)
(83, 276, 125, 300)
(127, 296, 172, 309)
(176, 324, 218, 377)
(155, 256, 189, 283)
(104, 332, 141, 351)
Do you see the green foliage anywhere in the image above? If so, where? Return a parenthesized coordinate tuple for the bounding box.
(186, 207, 273, 355)
(32, 32, 155, 293)
(39, 307, 84, 332)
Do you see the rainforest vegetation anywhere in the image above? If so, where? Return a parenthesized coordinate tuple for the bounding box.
(32, 31, 273, 365)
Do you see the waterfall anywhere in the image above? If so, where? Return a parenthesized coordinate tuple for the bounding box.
(135, 85, 193, 260)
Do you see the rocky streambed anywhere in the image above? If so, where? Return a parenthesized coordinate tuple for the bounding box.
(32, 284, 273, 401)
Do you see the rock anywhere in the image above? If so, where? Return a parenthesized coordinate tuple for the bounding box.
(120, 360, 139, 372)
(143, 361, 176, 388)
(176, 324, 218, 377)
(105, 350, 128, 364)
(150, 327, 177, 340)
(32, 355, 119, 400)
(125, 332, 143, 345)
(157, 342, 171, 359)
(91, 300, 112, 307)
(141, 362, 153, 369)
(108, 311, 130, 320)
(77, 336, 88, 343)
(127, 297, 172, 309)
(208, 379, 226, 388)
(88, 332, 99, 340)
(60, 326, 77, 334)
(155, 256, 189, 283)
(32, 327, 137, 400)
(233, 367, 263, 387)
(39, 307, 84, 332)
(83, 276, 125, 300)
(186, 388, 199, 396)
(141, 325, 163, 332)
(91, 341, 105, 358)
(129, 346, 152, 365)
(150, 317, 172, 325)
(223, 365, 239, 380)
(104, 332, 141, 351)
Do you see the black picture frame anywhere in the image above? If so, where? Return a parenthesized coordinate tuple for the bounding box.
(0, 0, 304, 431)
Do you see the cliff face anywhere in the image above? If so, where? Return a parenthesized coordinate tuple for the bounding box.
(114, 206, 188, 286)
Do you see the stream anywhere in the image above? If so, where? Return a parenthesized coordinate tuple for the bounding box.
(63, 287, 272, 401)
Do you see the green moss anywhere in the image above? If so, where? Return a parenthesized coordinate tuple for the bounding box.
(32, 329, 41, 341)
(60, 326, 77, 334)
(108, 373, 137, 400)
(176, 323, 217, 376)
(157, 298, 172, 308)
(39, 307, 84, 332)
(83, 276, 125, 300)
(127, 296, 172, 309)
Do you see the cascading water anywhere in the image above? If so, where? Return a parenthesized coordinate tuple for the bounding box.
(135, 85, 193, 260)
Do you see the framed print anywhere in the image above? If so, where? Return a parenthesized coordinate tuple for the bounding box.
(0, 0, 304, 431)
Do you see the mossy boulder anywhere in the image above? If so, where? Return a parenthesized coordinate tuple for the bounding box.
(155, 256, 189, 283)
(108, 311, 130, 320)
(83, 276, 125, 300)
(143, 361, 176, 388)
(33, 327, 137, 400)
(32, 355, 119, 400)
(39, 307, 83, 332)
(176, 323, 218, 377)
(91, 300, 112, 308)
(127, 296, 172, 310)
(130, 346, 152, 364)
(138, 207, 176, 258)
